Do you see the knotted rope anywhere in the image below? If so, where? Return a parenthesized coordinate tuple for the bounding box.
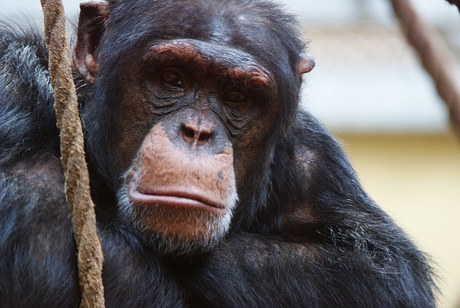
(39, 0, 105, 307)
(390, 0, 460, 137)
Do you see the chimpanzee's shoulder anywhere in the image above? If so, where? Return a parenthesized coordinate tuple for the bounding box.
(292, 109, 343, 153)
(0, 22, 59, 164)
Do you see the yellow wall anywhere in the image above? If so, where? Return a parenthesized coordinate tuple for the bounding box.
(337, 133, 460, 308)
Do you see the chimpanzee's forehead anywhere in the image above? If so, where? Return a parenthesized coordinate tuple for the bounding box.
(109, 0, 277, 43)
(107, 1, 290, 62)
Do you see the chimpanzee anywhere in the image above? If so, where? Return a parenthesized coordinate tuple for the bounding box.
(0, 0, 437, 307)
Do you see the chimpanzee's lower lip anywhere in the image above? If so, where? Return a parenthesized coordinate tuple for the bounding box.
(128, 186, 227, 212)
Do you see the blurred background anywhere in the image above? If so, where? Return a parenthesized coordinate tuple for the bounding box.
(2, 0, 460, 306)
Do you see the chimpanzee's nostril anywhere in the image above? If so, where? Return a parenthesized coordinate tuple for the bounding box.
(198, 131, 212, 143)
(182, 124, 195, 141)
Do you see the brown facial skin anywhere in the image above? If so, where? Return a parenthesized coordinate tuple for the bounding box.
(119, 108, 237, 255)
(116, 40, 276, 254)
(79, 38, 279, 255)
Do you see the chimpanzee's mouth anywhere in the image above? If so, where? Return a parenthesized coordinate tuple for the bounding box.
(128, 185, 227, 213)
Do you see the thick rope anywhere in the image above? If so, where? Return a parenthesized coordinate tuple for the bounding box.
(390, 0, 460, 137)
(39, 0, 105, 307)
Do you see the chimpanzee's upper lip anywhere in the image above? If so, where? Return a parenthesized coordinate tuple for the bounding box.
(128, 186, 226, 210)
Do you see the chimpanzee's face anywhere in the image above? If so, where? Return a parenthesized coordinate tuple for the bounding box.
(73, 0, 314, 256)
(112, 39, 277, 255)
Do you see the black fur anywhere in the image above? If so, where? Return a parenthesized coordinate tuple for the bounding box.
(0, 0, 437, 307)
(447, 0, 460, 10)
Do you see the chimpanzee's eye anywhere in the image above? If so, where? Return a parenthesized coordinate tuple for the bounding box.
(223, 86, 247, 104)
(160, 69, 184, 88)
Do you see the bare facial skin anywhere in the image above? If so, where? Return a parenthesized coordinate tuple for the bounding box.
(119, 115, 237, 255)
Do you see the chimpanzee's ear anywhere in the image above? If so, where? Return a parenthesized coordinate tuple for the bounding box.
(298, 53, 315, 75)
(73, 0, 111, 84)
